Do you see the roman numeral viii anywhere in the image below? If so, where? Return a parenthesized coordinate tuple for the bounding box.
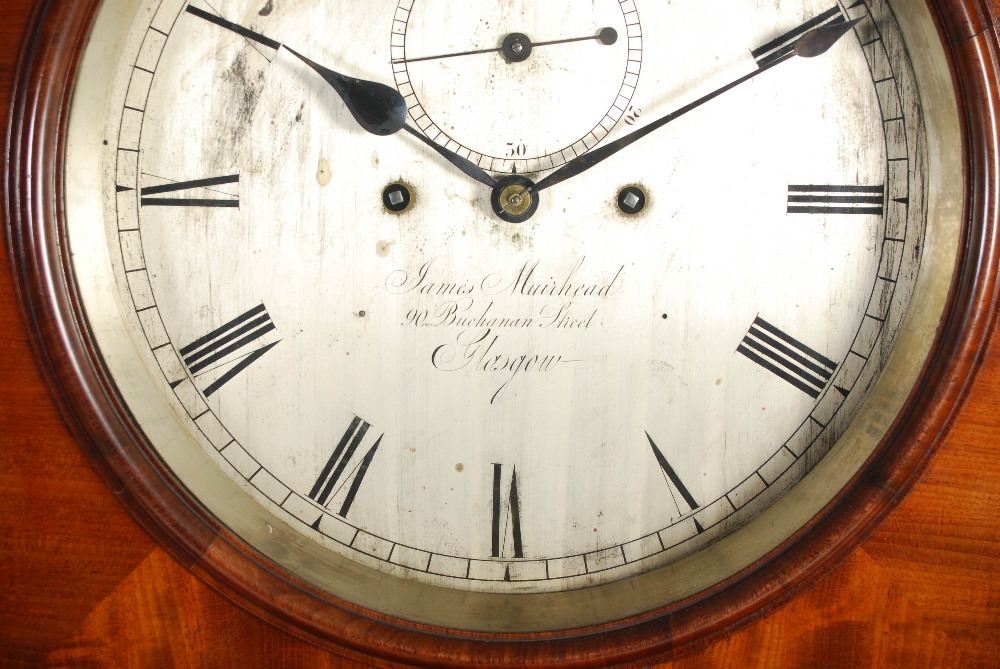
(179, 304, 278, 397)
(737, 316, 836, 398)
(308, 416, 383, 518)
(140, 174, 240, 207)
(492, 464, 523, 559)
(787, 184, 884, 215)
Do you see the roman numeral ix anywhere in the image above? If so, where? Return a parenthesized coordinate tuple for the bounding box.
(308, 416, 383, 518)
(737, 316, 836, 398)
(787, 184, 885, 215)
(179, 304, 278, 397)
(140, 174, 240, 207)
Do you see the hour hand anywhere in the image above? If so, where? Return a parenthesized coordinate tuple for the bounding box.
(185, 6, 406, 136)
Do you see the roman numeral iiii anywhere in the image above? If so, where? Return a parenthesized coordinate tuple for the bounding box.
(737, 316, 836, 398)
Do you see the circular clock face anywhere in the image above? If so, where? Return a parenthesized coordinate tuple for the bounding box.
(389, 0, 643, 172)
(63, 0, 961, 631)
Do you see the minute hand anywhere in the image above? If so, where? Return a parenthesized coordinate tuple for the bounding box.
(531, 17, 862, 195)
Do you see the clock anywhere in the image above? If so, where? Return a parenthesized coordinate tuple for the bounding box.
(5, 0, 999, 665)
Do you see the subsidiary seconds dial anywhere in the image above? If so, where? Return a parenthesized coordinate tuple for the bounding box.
(389, 0, 643, 174)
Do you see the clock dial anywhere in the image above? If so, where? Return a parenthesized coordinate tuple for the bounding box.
(390, 0, 643, 173)
(59, 0, 962, 629)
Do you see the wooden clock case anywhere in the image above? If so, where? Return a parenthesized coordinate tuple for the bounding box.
(4, 0, 1000, 666)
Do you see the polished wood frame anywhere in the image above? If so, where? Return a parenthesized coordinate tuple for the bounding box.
(5, 0, 999, 665)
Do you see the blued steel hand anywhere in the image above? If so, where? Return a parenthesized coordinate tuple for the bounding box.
(401, 126, 498, 188)
(519, 17, 863, 199)
(188, 6, 496, 185)
(393, 28, 618, 65)
(186, 6, 406, 135)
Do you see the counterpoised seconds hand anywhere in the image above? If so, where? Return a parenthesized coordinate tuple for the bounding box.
(186, 6, 406, 135)
(515, 17, 864, 201)
(399, 126, 498, 188)
(187, 6, 495, 186)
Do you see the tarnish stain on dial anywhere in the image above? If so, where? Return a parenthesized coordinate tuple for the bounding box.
(376, 240, 394, 257)
(97, 0, 932, 596)
(219, 51, 265, 147)
(316, 158, 332, 186)
(259, 0, 274, 16)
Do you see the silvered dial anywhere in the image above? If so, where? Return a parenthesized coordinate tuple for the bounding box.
(91, 0, 927, 595)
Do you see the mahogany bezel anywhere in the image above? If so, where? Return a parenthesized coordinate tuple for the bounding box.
(4, 0, 999, 666)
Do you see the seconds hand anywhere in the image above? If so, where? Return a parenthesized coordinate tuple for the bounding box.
(394, 28, 619, 65)
(186, 6, 406, 136)
(507, 17, 863, 207)
(187, 6, 497, 187)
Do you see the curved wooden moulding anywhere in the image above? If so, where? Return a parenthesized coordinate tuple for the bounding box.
(4, 0, 999, 666)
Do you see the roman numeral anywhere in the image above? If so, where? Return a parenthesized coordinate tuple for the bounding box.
(646, 433, 701, 528)
(308, 416, 383, 518)
(737, 316, 836, 398)
(491, 464, 523, 559)
(787, 184, 884, 215)
(179, 304, 278, 397)
(752, 6, 845, 67)
(140, 174, 240, 207)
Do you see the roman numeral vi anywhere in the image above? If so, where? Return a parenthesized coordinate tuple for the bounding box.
(491, 464, 524, 559)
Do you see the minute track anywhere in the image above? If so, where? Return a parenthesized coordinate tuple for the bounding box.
(97, 0, 931, 598)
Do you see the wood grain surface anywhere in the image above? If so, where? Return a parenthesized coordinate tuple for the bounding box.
(3, 1, 1000, 667)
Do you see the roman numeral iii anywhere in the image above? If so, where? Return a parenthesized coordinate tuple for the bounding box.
(308, 416, 383, 518)
(787, 184, 884, 215)
(140, 174, 240, 207)
(179, 304, 278, 397)
(737, 316, 836, 398)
